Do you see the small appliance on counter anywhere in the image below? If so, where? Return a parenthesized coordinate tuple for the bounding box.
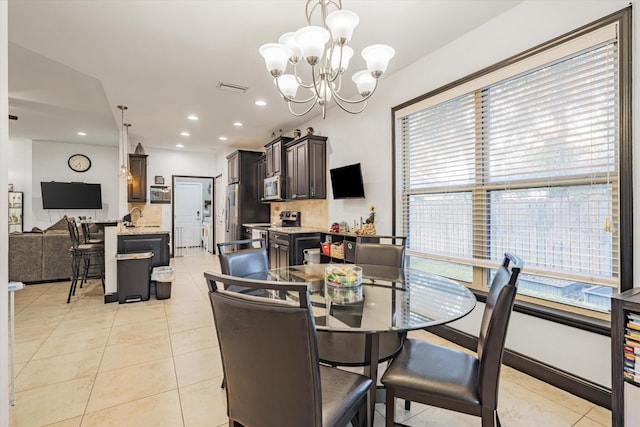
(277, 211, 301, 227)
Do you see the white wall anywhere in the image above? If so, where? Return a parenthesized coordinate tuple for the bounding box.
(1, 1, 9, 423)
(293, 0, 632, 388)
(143, 147, 218, 230)
(31, 140, 119, 229)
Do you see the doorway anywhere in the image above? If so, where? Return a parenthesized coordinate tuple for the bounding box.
(172, 175, 214, 257)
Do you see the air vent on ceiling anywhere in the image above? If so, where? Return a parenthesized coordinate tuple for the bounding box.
(216, 81, 248, 94)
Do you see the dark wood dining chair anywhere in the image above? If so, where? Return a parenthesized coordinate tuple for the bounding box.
(204, 271, 372, 427)
(214, 238, 269, 292)
(65, 216, 105, 303)
(317, 237, 407, 367)
(381, 253, 523, 427)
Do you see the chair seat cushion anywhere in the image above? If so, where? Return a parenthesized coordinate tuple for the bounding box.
(381, 339, 480, 407)
(320, 365, 372, 427)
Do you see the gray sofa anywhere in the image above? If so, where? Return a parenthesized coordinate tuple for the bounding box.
(9, 218, 73, 283)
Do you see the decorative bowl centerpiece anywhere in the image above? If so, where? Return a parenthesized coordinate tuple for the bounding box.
(324, 264, 363, 304)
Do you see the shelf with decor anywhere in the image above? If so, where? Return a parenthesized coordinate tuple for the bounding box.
(319, 231, 403, 264)
(8, 191, 23, 233)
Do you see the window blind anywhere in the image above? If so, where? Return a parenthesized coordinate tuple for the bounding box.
(398, 29, 619, 290)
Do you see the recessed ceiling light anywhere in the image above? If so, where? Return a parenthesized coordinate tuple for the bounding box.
(255, 100, 267, 107)
(233, 121, 243, 127)
(180, 131, 190, 136)
(219, 136, 228, 141)
(187, 114, 199, 121)
(77, 132, 87, 136)
(176, 144, 184, 148)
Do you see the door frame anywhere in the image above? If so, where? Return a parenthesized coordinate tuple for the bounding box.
(171, 174, 214, 256)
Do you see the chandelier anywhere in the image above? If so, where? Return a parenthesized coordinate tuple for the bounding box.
(259, 0, 394, 118)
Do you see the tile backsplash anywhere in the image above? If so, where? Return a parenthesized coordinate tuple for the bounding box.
(270, 199, 328, 230)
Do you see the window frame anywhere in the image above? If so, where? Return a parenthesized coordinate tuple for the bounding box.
(391, 7, 632, 330)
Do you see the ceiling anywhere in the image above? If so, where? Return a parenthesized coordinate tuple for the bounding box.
(7, 0, 522, 153)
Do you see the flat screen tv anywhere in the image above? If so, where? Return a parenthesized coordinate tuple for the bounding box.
(330, 163, 365, 199)
(41, 182, 103, 210)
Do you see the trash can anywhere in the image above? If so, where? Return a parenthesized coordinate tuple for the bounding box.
(116, 252, 153, 303)
(151, 266, 175, 300)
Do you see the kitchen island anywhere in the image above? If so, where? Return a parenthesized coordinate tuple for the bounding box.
(102, 223, 170, 302)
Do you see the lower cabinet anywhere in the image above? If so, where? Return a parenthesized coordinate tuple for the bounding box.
(269, 231, 321, 268)
(117, 233, 170, 268)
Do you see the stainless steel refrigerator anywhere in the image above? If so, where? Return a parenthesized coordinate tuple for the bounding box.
(224, 150, 270, 244)
(225, 183, 239, 242)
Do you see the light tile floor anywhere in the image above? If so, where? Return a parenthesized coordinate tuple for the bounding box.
(7, 254, 611, 426)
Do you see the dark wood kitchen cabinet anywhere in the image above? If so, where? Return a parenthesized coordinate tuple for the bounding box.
(264, 136, 293, 178)
(269, 230, 321, 268)
(128, 154, 148, 203)
(285, 135, 326, 200)
(227, 152, 239, 184)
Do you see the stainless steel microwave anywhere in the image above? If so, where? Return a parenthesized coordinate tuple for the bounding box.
(263, 175, 282, 200)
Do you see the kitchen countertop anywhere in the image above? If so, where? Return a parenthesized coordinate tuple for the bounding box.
(117, 225, 171, 235)
(242, 223, 273, 228)
(267, 226, 324, 234)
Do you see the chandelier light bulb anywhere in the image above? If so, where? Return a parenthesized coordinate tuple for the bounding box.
(330, 45, 353, 72)
(361, 44, 395, 76)
(325, 10, 359, 45)
(294, 26, 330, 65)
(278, 32, 302, 63)
(352, 70, 376, 96)
(259, 43, 292, 77)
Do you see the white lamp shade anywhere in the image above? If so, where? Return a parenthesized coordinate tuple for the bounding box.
(278, 32, 302, 61)
(325, 10, 359, 44)
(361, 44, 395, 74)
(330, 45, 354, 72)
(277, 74, 299, 98)
(294, 26, 330, 61)
(259, 43, 292, 75)
(352, 70, 376, 95)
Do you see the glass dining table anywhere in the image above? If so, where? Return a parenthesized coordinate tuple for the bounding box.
(244, 263, 477, 426)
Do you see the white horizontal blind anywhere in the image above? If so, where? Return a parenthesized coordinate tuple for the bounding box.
(399, 35, 619, 289)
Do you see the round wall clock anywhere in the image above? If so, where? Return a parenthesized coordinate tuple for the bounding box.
(68, 153, 92, 172)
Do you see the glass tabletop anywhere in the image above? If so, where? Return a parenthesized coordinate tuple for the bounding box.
(245, 263, 476, 333)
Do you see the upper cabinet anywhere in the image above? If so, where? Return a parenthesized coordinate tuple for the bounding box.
(285, 135, 327, 200)
(128, 154, 148, 203)
(265, 136, 293, 178)
(227, 152, 240, 184)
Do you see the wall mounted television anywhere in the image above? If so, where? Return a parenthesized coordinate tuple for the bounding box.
(329, 163, 366, 199)
(41, 182, 103, 210)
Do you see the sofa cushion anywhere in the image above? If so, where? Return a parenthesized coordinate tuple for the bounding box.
(46, 217, 68, 232)
(42, 231, 73, 281)
(9, 233, 44, 282)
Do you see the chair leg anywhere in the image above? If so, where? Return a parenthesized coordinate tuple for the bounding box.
(481, 407, 498, 427)
(351, 395, 368, 427)
(67, 254, 81, 303)
(385, 387, 395, 427)
(404, 399, 411, 410)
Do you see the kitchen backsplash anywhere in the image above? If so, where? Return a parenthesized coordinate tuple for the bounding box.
(270, 199, 328, 230)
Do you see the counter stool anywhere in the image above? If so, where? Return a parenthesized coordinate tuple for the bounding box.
(78, 216, 104, 244)
(65, 216, 105, 303)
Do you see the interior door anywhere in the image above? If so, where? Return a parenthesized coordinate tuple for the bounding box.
(175, 182, 203, 248)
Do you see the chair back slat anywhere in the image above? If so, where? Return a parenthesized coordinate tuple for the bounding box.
(477, 252, 522, 409)
(205, 271, 321, 427)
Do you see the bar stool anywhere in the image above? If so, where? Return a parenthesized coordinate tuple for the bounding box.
(78, 216, 104, 244)
(65, 216, 105, 303)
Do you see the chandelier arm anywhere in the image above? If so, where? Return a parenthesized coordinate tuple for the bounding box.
(274, 78, 317, 104)
(331, 78, 379, 104)
(287, 97, 320, 117)
(292, 62, 316, 89)
(332, 96, 368, 115)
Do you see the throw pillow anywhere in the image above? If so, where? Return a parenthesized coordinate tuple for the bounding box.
(46, 217, 68, 232)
